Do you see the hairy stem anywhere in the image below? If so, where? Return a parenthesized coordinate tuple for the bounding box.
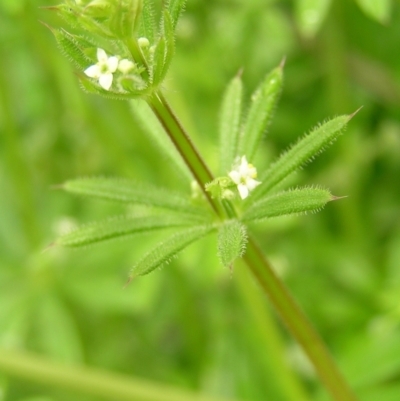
(244, 239, 358, 401)
(149, 89, 359, 401)
(148, 92, 225, 217)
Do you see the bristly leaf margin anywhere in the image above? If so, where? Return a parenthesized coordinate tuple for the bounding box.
(237, 62, 284, 162)
(251, 112, 357, 202)
(55, 214, 200, 248)
(128, 223, 216, 278)
(219, 71, 243, 174)
(243, 186, 334, 222)
(217, 220, 248, 269)
(167, 0, 187, 30)
(58, 177, 211, 219)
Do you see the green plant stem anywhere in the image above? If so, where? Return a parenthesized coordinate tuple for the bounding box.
(148, 92, 225, 218)
(244, 239, 358, 401)
(0, 349, 236, 401)
(148, 90, 359, 401)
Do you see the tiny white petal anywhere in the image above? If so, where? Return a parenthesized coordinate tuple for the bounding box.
(238, 184, 249, 199)
(238, 156, 248, 169)
(246, 178, 261, 191)
(107, 56, 119, 72)
(99, 73, 113, 90)
(228, 170, 241, 184)
(97, 48, 108, 62)
(228, 155, 261, 199)
(84, 65, 101, 78)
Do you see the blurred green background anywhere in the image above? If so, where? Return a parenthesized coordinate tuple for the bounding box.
(1, 0, 400, 400)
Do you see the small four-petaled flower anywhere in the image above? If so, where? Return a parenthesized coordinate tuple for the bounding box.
(84, 48, 119, 91)
(228, 156, 261, 199)
(84, 48, 136, 90)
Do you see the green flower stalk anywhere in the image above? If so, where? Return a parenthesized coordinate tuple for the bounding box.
(40, 1, 361, 401)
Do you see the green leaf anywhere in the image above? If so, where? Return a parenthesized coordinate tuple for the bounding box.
(57, 4, 113, 38)
(217, 220, 247, 268)
(243, 187, 333, 222)
(151, 36, 166, 86)
(252, 113, 355, 200)
(295, 0, 332, 38)
(53, 29, 94, 70)
(139, 0, 156, 43)
(129, 99, 192, 180)
(158, 10, 175, 84)
(109, 0, 143, 39)
(355, 0, 391, 24)
(237, 63, 284, 162)
(129, 224, 215, 277)
(219, 72, 243, 174)
(60, 177, 208, 218)
(167, 0, 187, 30)
(55, 214, 197, 248)
(80, 75, 144, 100)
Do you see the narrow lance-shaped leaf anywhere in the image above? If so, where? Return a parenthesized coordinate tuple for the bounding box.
(130, 99, 192, 180)
(237, 63, 284, 161)
(151, 36, 166, 85)
(109, 0, 143, 39)
(167, 0, 187, 30)
(217, 220, 247, 269)
(295, 0, 332, 38)
(80, 75, 143, 100)
(252, 112, 357, 201)
(139, 0, 156, 43)
(219, 72, 243, 174)
(53, 29, 94, 70)
(243, 187, 333, 222)
(158, 10, 175, 84)
(60, 177, 209, 219)
(129, 224, 216, 278)
(55, 214, 195, 248)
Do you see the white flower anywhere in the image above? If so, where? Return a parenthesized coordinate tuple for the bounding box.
(118, 59, 135, 74)
(84, 48, 119, 91)
(228, 156, 261, 199)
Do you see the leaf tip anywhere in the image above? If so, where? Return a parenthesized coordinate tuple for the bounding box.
(331, 194, 348, 201)
(347, 106, 363, 121)
(279, 56, 286, 70)
(42, 242, 56, 253)
(124, 274, 135, 288)
(50, 183, 66, 190)
(236, 67, 244, 78)
(38, 20, 55, 33)
(38, 5, 60, 11)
